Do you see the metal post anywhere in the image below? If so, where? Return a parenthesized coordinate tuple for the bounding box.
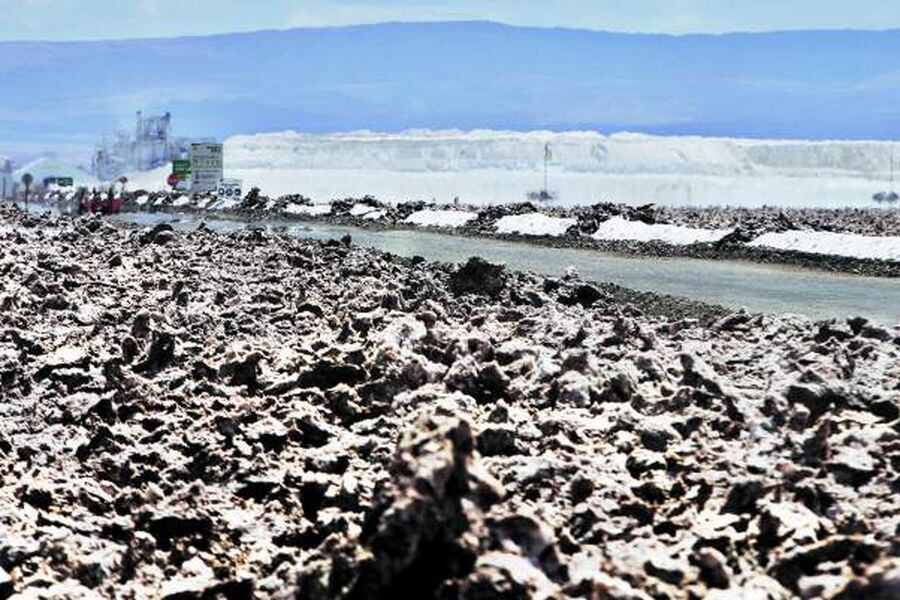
(544, 143, 549, 194)
(21, 173, 32, 212)
(891, 148, 894, 192)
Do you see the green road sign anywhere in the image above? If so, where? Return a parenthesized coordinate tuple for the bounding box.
(57, 177, 74, 187)
(172, 159, 191, 178)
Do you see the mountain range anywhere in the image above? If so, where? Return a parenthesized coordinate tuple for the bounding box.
(2, 21, 900, 152)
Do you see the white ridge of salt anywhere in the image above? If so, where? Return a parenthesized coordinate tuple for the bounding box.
(117, 130, 900, 207)
(495, 213, 577, 237)
(404, 209, 477, 228)
(284, 203, 332, 216)
(748, 230, 900, 261)
(592, 216, 732, 245)
(200, 196, 220, 209)
(207, 197, 240, 210)
(349, 203, 378, 217)
(219, 129, 900, 207)
(172, 195, 192, 207)
(363, 210, 386, 220)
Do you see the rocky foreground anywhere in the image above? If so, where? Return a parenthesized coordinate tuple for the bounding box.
(0, 205, 898, 599)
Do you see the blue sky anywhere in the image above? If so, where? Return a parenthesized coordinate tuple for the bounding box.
(3, 0, 900, 41)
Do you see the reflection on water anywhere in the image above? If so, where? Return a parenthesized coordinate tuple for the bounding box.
(83, 210, 900, 325)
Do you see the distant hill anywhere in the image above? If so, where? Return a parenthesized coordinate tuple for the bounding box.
(2, 21, 900, 147)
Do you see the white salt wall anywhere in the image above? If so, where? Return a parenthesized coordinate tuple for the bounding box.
(495, 213, 577, 237)
(224, 130, 899, 177)
(284, 203, 332, 216)
(592, 216, 732, 245)
(748, 231, 900, 261)
(349, 203, 379, 216)
(124, 129, 899, 208)
(404, 210, 477, 228)
(222, 168, 885, 208)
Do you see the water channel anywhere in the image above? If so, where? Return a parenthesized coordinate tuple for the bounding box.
(101, 211, 900, 325)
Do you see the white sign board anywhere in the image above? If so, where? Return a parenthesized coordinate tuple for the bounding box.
(217, 178, 243, 201)
(190, 143, 223, 193)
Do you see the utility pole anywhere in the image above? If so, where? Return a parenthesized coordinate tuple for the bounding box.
(891, 148, 894, 192)
(21, 173, 33, 211)
(892, 150, 899, 204)
(544, 143, 551, 195)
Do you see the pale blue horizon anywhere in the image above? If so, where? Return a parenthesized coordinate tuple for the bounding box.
(3, 0, 900, 42)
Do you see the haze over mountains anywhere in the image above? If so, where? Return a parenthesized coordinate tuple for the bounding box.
(2, 20, 900, 153)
